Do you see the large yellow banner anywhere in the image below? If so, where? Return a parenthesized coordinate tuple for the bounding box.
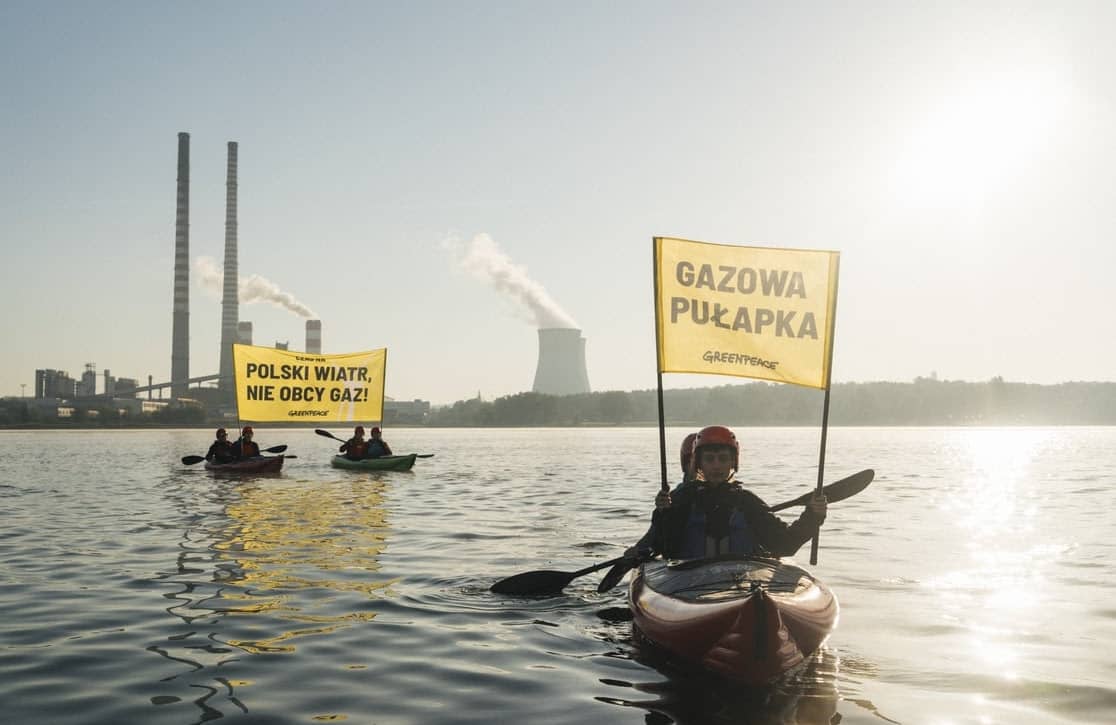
(655, 237, 839, 390)
(233, 344, 386, 422)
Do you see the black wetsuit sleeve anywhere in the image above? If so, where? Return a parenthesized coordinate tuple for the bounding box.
(739, 490, 825, 557)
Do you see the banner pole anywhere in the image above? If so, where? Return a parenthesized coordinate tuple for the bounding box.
(652, 238, 668, 493)
(810, 254, 841, 565)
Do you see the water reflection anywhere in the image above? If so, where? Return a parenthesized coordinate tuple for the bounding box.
(149, 471, 395, 721)
(931, 428, 1056, 682)
(601, 647, 843, 724)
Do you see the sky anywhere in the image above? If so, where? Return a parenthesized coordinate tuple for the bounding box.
(2, 1, 1114, 405)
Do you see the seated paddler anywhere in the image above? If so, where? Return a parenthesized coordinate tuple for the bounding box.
(339, 426, 370, 461)
(642, 425, 827, 560)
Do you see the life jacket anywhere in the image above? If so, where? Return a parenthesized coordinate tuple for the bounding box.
(235, 440, 260, 458)
(676, 488, 759, 558)
(344, 438, 369, 459)
(367, 440, 389, 458)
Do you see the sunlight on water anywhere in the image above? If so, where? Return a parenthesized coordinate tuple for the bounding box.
(925, 429, 1072, 686)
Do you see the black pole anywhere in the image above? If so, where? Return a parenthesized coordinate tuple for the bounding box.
(652, 238, 668, 493)
(810, 254, 841, 565)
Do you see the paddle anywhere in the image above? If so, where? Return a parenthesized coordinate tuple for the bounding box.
(490, 556, 627, 596)
(181, 444, 290, 466)
(594, 468, 876, 593)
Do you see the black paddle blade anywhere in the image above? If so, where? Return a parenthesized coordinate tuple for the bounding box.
(314, 429, 344, 442)
(490, 570, 575, 595)
(181, 455, 205, 465)
(491, 556, 624, 596)
(769, 468, 875, 512)
(596, 559, 637, 593)
(265, 444, 288, 454)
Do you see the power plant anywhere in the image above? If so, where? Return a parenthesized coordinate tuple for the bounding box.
(532, 328, 591, 396)
(26, 131, 585, 417)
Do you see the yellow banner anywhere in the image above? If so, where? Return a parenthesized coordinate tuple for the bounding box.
(654, 237, 839, 390)
(233, 344, 386, 423)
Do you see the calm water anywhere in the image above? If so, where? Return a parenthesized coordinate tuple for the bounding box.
(1, 426, 1114, 724)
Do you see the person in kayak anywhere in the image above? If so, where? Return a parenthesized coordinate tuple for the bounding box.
(642, 425, 827, 559)
(205, 428, 235, 464)
(625, 432, 698, 557)
(231, 426, 261, 459)
(339, 426, 370, 460)
(365, 426, 393, 458)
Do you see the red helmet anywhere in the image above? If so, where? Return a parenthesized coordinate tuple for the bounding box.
(242, 426, 253, 436)
(355, 426, 365, 435)
(679, 432, 698, 473)
(370, 426, 381, 435)
(693, 425, 738, 469)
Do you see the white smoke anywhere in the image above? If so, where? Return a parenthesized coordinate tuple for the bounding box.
(195, 256, 317, 318)
(443, 233, 578, 329)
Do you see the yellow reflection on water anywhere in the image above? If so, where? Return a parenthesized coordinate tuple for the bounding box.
(212, 477, 397, 653)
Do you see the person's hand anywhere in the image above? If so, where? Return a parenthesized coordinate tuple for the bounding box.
(807, 491, 827, 521)
(623, 545, 651, 563)
(654, 491, 672, 510)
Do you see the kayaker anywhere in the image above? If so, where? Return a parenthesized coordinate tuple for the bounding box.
(642, 425, 827, 559)
(625, 432, 698, 557)
(231, 426, 261, 459)
(205, 428, 235, 464)
(339, 426, 370, 460)
(365, 426, 393, 458)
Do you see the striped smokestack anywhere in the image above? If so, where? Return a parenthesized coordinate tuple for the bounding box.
(170, 132, 190, 398)
(305, 319, 322, 354)
(218, 141, 239, 396)
(532, 328, 591, 396)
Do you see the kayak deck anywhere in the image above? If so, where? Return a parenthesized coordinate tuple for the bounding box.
(330, 453, 418, 471)
(629, 555, 838, 686)
(204, 455, 284, 473)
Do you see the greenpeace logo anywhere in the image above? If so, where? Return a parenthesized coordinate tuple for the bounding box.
(288, 410, 328, 417)
(702, 350, 778, 370)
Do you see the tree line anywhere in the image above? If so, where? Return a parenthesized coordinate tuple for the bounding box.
(4, 378, 1116, 427)
(420, 378, 1116, 427)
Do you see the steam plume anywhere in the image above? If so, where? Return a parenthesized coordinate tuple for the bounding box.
(444, 233, 578, 329)
(196, 256, 317, 318)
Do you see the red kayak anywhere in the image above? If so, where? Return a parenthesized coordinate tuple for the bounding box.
(628, 554, 838, 686)
(204, 455, 284, 474)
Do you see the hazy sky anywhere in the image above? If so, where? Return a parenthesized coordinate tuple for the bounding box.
(3, 2, 1114, 405)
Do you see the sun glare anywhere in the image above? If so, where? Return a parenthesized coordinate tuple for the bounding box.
(891, 68, 1067, 206)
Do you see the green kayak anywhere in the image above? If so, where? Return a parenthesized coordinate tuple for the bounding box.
(330, 453, 418, 471)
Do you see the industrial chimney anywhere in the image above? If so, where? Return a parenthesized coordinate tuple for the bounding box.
(306, 319, 322, 354)
(170, 132, 190, 398)
(532, 328, 591, 396)
(217, 141, 239, 398)
(237, 321, 253, 346)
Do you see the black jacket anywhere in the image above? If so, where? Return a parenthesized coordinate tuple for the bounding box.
(650, 482, 824, 559)
(205, 440, 235, 464)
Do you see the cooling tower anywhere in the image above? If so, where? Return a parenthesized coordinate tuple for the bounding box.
(532, 328, 591, 396)
(170, 132, 190, 398)
(306, 320, 322, 354)
(217, 141, 239, 395)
